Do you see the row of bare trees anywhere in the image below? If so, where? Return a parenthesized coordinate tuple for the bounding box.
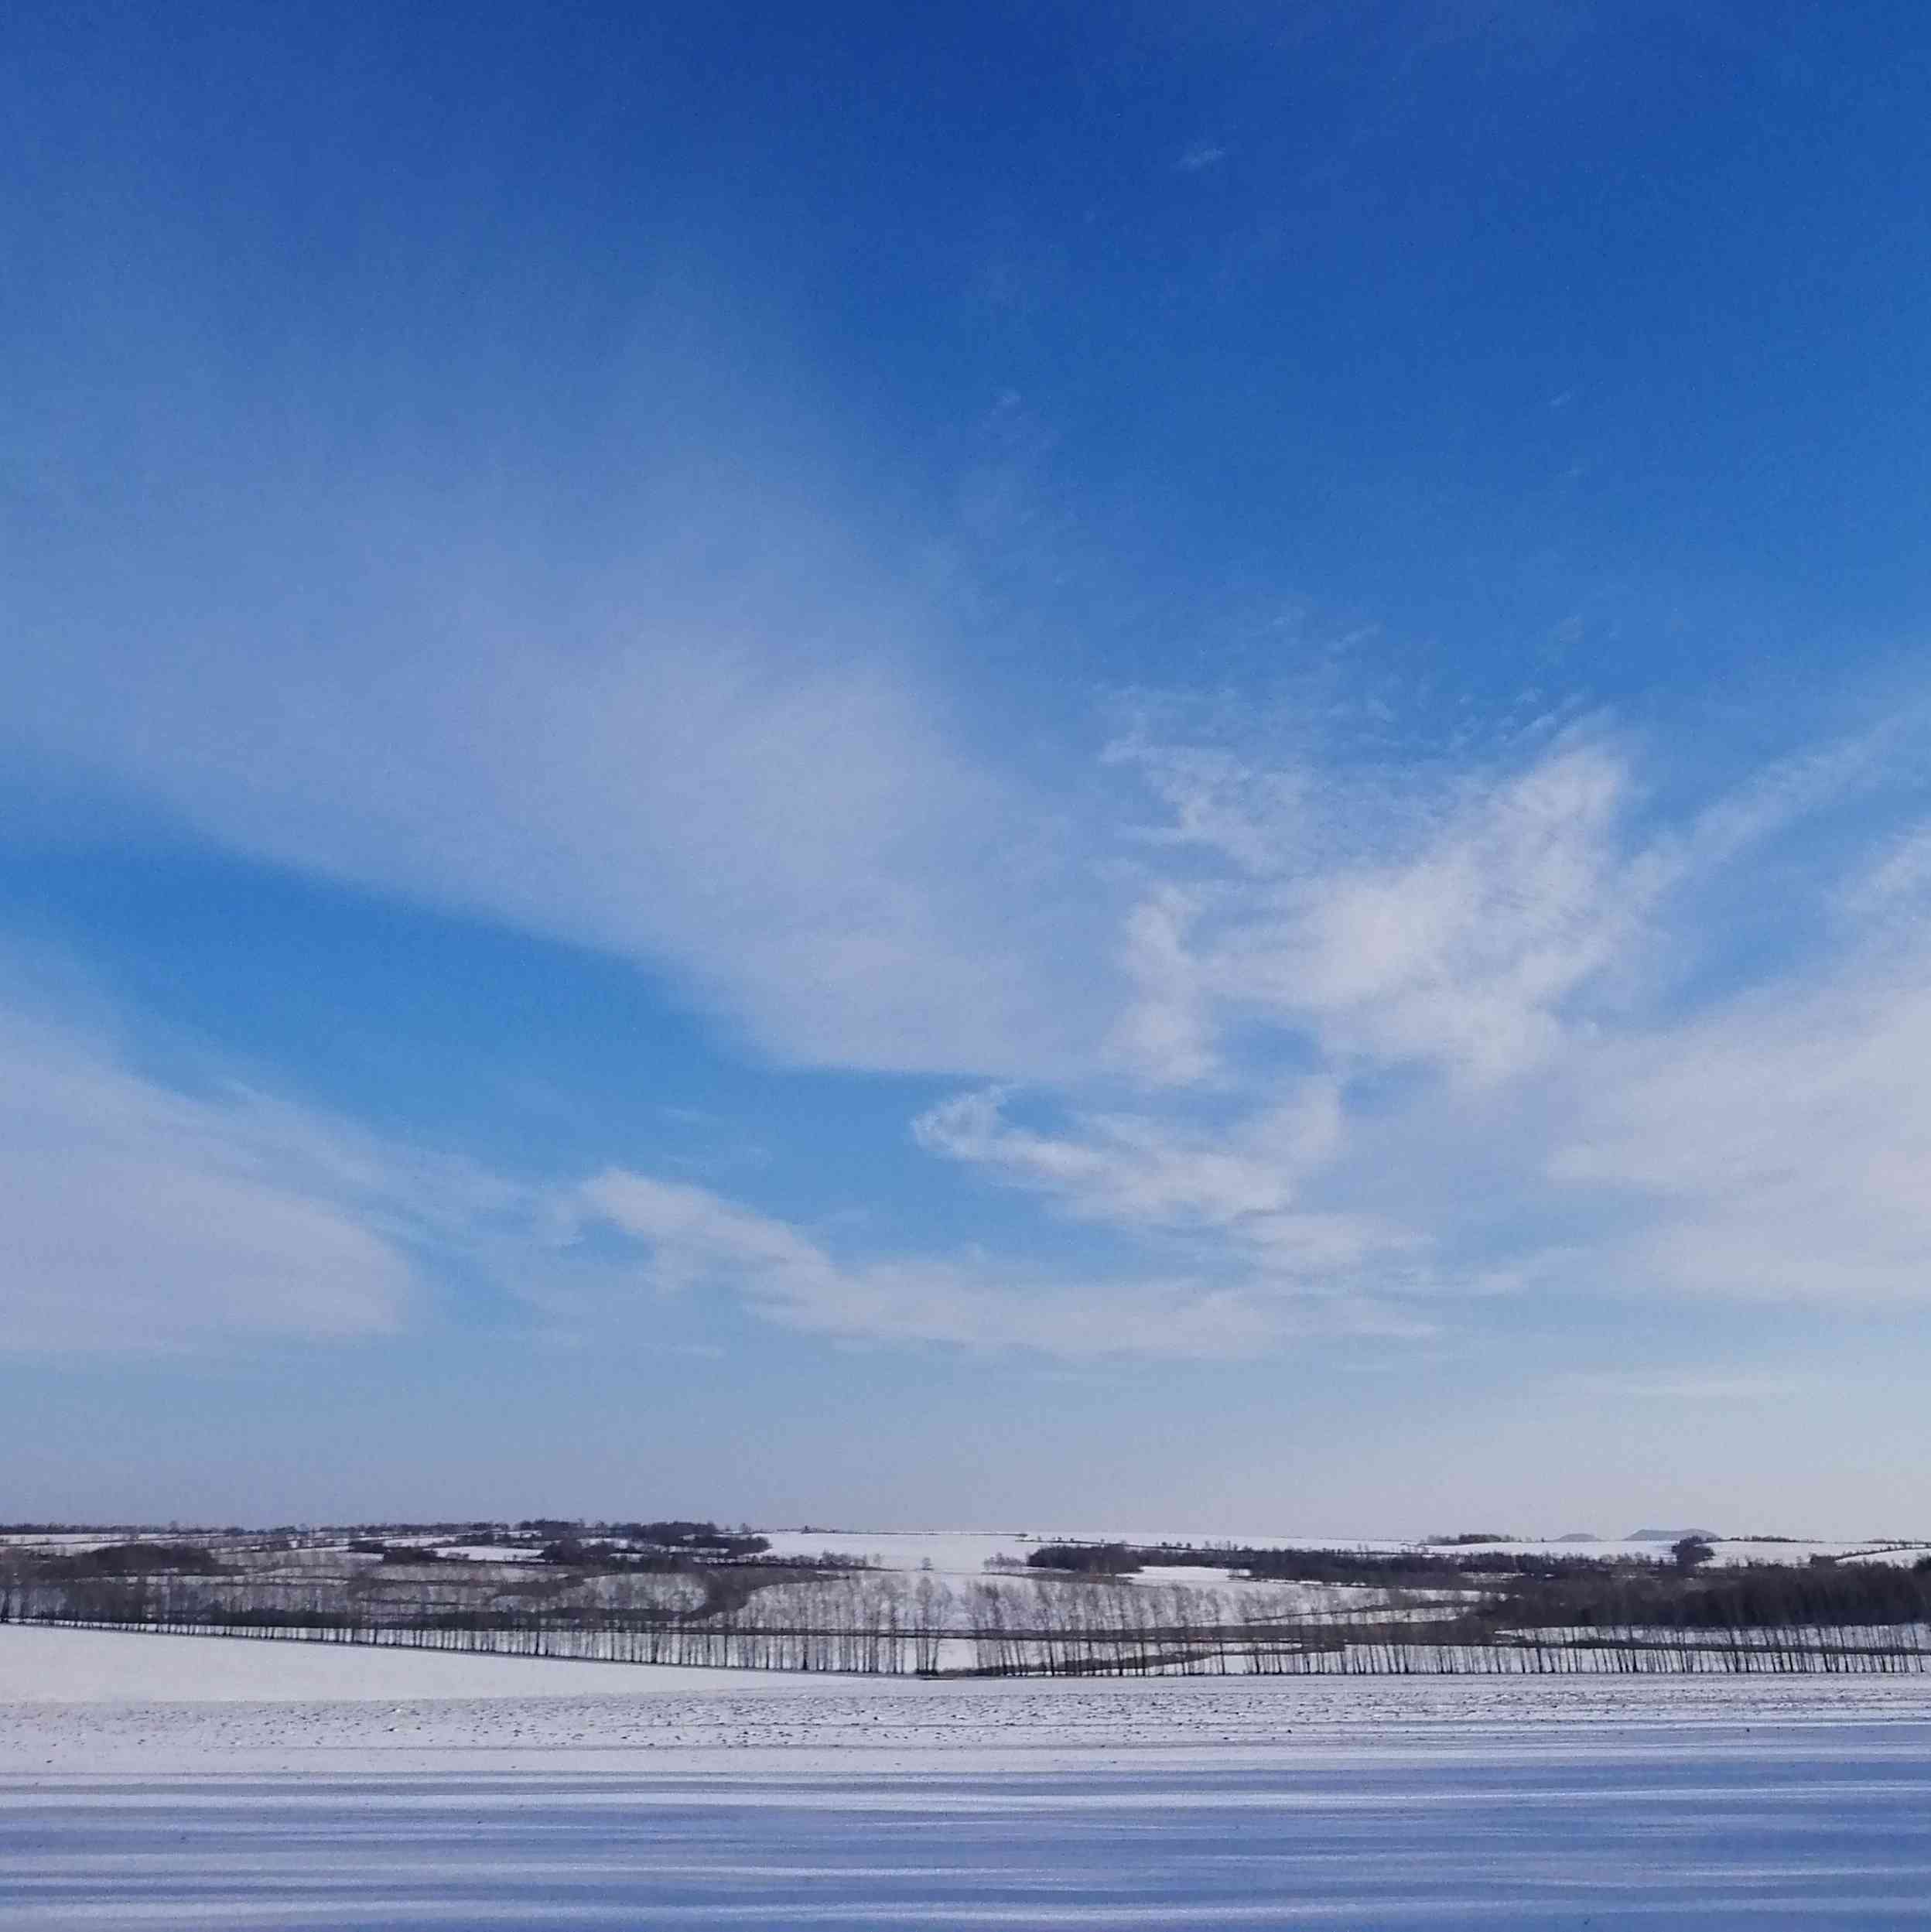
(5, 1557, 1928, 1677)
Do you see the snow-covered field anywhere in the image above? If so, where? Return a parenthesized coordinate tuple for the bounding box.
(5, 1623, 1931, 1774)
(756, 1525, 1931, 1575)
(0, 1624, 808, 1708)
(8, 1731, 1931, 1928)
(5, 1623, 1931, 1925)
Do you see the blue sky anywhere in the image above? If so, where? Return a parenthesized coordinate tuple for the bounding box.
(6, 2, 1931, 1534)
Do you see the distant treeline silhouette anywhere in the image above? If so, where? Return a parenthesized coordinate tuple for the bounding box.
(6, 1537, 1929, 1679)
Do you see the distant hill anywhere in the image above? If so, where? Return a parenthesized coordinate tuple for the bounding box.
(1554, 1533, 1599, 1543)
(1628, 1527, 1720, 1542)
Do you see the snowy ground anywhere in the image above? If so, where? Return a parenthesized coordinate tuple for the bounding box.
(0, 1625, 812, 1707)
(7, 1625, 1931, 1925)
(754, 1526, 1931, 1575)
(8, 1725, 1931, 1926)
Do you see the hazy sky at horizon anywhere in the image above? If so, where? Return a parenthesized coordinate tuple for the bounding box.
(7, 2, 1931, 1536)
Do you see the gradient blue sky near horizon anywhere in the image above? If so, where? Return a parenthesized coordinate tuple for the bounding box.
(6, 1, 1931, 1535)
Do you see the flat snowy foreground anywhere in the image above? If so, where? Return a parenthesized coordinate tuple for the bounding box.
(0, 1625, 805, 1705)
(6, 1629, 1931, 1927)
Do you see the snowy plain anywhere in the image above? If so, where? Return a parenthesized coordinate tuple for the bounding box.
(753, 1524, 1931, 1577)
(6, 1623, 1931, 1926)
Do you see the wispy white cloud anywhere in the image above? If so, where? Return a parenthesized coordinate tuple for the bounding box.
(1104, 727, 1649, 1086)
(0, 1002, 423, 1352)
(1175, 142, 1229, 173)
(1837, 819, 1931, 924)
(913, 1084, 1328, 1223)
(0, 965, 1430, 1363)
(1548, 938, 1931, 1306)
(910, 1082, 1419, 1291)
(908, 701, 1931, 1321)
(1101, 702, 1931, 1086)
(1559, 1372, 1809, 1402)
(576, 1168, 1430, 1359)
(10, 630, 1102, 1079)
(2, 373, 1128, 1082)
(14, 444, 1931, 1349)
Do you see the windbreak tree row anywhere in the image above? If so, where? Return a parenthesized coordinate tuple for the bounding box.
(5, 1552, 1928, 1677)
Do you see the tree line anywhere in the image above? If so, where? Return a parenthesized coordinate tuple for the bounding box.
(5, 1543, 1929, 1678)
